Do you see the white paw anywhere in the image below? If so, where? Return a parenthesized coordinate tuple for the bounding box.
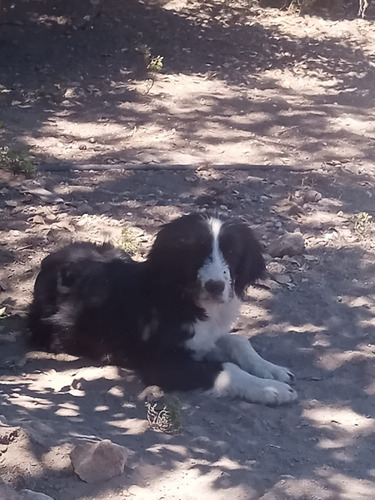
(212, 363, 297, 406)
(261, 380, 298, 407)
(252, 362, 295, 384)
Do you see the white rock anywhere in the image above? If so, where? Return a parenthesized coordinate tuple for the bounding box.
(20, 490, 54, 500)
(0, 415, 8, 426)
(70, 439, 128, 483)
(127, 485, 146, 496)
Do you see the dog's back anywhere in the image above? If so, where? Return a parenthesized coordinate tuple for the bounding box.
(28, 242, 135, 358)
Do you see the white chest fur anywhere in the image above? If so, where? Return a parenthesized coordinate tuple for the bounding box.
(186, 295, 241, 357)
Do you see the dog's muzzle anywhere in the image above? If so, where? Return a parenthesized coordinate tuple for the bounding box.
(204, 279, 225, 298)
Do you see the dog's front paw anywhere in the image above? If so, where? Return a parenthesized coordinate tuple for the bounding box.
(261, 380, 297, 407)
(253, 362, 295, 385)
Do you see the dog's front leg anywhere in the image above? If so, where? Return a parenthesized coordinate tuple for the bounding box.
(211, 362, 297, 406)
(215, 333, 295, 384)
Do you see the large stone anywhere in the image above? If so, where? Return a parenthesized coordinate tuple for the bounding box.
(303, 189, 322, 203)
(70, 439, 128, 483)
(268, 233, 305, 258)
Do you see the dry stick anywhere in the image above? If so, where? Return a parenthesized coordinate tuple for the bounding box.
(358, 0, 369, 18)
(37, 162, 318, 172)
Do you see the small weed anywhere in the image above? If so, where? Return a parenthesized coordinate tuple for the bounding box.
(0, 146, 35, 176)
(137, 44, 164, 72)
(353, 212, 373, 234)
(117, 227, 139, 255)
(147, 55, 164, 72)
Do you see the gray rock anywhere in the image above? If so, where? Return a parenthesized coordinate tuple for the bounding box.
(274, 274, 291, 284)
(303, 189, 322, 203)
(70, 439, 128, 483)
(268, 233, 305, 258)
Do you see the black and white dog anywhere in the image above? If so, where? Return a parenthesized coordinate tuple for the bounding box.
(28, 213, 297, 406)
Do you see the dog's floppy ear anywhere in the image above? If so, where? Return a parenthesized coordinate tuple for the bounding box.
(232, 223, 265, 297)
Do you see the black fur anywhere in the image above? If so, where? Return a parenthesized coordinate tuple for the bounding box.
(28, 213, 265, 392)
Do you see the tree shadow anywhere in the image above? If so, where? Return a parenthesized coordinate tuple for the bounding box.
(0, 0, 374, 170)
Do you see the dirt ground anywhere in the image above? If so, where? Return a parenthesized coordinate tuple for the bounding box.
(1, 0, 375, 499)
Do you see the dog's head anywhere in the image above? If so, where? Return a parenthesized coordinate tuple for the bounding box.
(147, 213, 265, 304)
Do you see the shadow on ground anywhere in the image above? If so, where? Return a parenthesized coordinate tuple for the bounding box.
(1, 162, 375, 498)
(1, 0, 374, 167)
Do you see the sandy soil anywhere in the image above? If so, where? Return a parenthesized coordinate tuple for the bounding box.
(1, 0, 375, 499)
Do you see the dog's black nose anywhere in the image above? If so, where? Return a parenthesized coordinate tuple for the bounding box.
(205, 279, 225, 295)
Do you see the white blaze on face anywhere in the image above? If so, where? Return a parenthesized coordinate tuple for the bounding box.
(197, 218, 232, 303)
